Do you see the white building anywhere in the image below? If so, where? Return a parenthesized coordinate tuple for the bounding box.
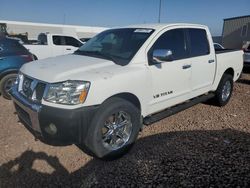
(0, 20, 108, 41)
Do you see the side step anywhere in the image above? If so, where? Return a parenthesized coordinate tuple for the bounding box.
(143, 93, 215, 125)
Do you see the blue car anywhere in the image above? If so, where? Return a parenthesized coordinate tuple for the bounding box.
(0, 37, 34, 99)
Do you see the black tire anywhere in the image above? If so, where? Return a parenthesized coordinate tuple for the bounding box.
(214, 74, 233, 106)
(0, 73, 17, 100)
(83, 97, 141, 160)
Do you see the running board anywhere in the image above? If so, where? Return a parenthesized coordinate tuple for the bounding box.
(143, 93, 215, 125)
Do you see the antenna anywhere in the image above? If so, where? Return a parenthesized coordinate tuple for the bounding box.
(158, 0, 162, 23)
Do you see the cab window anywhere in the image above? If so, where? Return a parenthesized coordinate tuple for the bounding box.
(149, 29, 188, 62)
(188, 28, 210, 57)
(64, 36, 82, 47)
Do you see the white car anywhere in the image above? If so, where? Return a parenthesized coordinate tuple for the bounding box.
(11, 23, 243, 159)
(24, 33, 84, 60)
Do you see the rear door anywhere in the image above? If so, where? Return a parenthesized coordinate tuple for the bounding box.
(187, 28, 216, 91)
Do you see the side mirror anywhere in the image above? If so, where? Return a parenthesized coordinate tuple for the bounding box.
(152, 49, 173, 63)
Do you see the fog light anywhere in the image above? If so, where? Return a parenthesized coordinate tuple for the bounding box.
(45, 123, 57, 135)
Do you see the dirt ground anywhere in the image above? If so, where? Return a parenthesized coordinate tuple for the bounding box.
(0, 71, 250, 188)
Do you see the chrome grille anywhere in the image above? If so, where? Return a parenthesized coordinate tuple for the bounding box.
(18, 75, 46, 103)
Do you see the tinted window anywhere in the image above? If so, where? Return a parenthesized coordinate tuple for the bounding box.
(0, 38, 28, 55)
(53, 36, 64, 45)
(65, 36, 82, 47)
(150, 29, 188, 61)
(188, 29, 210, 57)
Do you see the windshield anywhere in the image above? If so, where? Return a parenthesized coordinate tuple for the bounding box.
(75, 28, 154, 65)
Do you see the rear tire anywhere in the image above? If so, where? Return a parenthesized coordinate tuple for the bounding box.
(83, 97, 141, 160)
(214, 74, 233, 106)
(0, 73, 17, 100)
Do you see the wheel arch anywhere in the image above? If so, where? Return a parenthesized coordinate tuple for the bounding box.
(223, 67, 234, 78)
(0, 69, 19, 81)
(104, 92, 142, 112)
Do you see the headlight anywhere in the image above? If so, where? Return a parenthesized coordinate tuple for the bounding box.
(44, 80, 90, 105)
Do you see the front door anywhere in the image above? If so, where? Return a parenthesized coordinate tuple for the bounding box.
(147, 28, 192, 114)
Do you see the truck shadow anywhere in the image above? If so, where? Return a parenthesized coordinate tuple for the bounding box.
(1, 129, 250, 187)
(237, 78, 250, 85)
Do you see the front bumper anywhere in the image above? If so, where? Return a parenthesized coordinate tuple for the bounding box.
(11, 85, 99, 146)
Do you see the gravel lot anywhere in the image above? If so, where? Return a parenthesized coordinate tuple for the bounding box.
(0, 71, 250, 188)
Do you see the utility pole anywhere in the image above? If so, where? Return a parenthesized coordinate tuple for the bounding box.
(158, 0, 162, 23)
(63, 13, 66, 25)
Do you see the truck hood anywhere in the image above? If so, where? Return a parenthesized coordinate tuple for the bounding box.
(20, 54, 119, 83)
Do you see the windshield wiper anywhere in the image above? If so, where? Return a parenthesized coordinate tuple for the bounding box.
(74, 50, 117, 63)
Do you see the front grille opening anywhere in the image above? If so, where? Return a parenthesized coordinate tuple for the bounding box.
(35, 83, 46, 101)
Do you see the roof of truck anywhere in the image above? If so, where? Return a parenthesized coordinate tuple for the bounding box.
(122, 23, 208, 30)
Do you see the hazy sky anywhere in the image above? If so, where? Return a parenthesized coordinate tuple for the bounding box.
(0, 0, 249, 36)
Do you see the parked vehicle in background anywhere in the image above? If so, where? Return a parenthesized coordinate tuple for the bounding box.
(242, 41, 250, 67)
(11, 24, 243, 160)
(80, 38, 91, 43)
(214, 43, 224, 50)
(0, 37, 34, 99)
(24, 33, 84, 60)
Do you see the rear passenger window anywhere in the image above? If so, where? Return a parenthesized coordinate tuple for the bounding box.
(38, 33, 48, 45)
(0, 39, 28, 54)
(150, 29, 188, 61)
(188, 29, 210, 57)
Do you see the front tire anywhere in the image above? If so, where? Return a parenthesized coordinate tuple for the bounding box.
(0, 73, 17, 100)
(84, 97, 141, 160)
(214, 74, 233, 106)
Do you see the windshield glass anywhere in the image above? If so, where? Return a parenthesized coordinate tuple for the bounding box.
(75, 28, 154, 65)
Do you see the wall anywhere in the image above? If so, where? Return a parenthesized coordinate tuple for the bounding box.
(222, 16, 250, 49)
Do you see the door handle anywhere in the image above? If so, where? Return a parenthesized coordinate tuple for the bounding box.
(208, 59, 215, 63)
(66, 48, 72, 50)
(182, 64, 191, 69)
(0, 57, 5, 60)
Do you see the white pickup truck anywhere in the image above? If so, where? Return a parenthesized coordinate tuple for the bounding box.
(24, 33, 84, 60)
(11, 23, 243, 159)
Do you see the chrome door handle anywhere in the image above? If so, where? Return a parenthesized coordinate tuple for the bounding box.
(208, 59, 215, 63)
(0, 57, 5, 60)
(182, 64, 191, 69)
